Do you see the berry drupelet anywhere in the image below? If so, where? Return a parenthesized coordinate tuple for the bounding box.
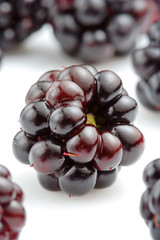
(13, 64, 144, 196)
(0, 164, 26, 239)
(51, 0, 150, 63)
(140, 158, 160, 240)
(0, 0, 54, 50)
(132, 20, 160, 111)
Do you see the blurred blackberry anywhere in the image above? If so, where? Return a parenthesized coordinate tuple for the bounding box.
(51, 0, 150, 63)
(140, 158, 160, 240)
(0, 164, 26, 239)
(0, 0, 55, 50)
(132, 20, 160, 111)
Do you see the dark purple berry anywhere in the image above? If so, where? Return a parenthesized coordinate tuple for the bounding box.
(20, 100, 51, 137)
(148, 180, 160, 216)
(13, 65, 144, 196)
(66, 125, 99, 164)
(107, 14, 136, 55)
(0, 165, 25, 239)
(0, 0, 54, 50)
(99, 95, 138, 125)
(132, 46, 160, 80)
(132, 20, 160, 111)
(46, 80, 85, 108)
(25, 81, 52, 104)
(136, 80, 157, 110)
(140, 189, 153, 223)
(13, 184, 24, 203)
(143, 158, 160, 188)
(0, 177, 14, 205)
(74, 0, 107, 27)
(94, 168, 118, 189)
(29, 137, 65, 174)
(49, 105, 86, 139)
(37, 173, 60, 191)
(112, 124, 144, 166)
(94, 131, 123, 171)
(146, 72, 160, 108)
(57, 65, 95, 103)
(3, 201, 25, 231)
(53, 13, 80, 55)
(12, 131, 37, 165)
(96, 70, 122, 105)
(78, 30, 115, 63)
(59, 165, 97, 196)
(140, 158, 160, 239)
(148, 20, 160, 45)
(81, 64, 98, 76)
(0, 165, 10, 179)
(52, 0, 150, 62)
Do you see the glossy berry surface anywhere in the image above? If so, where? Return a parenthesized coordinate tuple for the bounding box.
(0, 0, 54, 50)
(13, 64, 144, 196)
(140, 158, 160, 240)
(0, 164, 26, 239)
(132, 20, 160, 111)
(51, 0, 150, 62)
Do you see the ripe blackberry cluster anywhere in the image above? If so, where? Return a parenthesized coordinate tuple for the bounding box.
(140, 158, 160, 240)
(132, 20, 160, 111)
(51, 0, 149, 62)
(0, 164, 26, 239)
(13, 64, 144, 196)
(0, 0, 54, 50)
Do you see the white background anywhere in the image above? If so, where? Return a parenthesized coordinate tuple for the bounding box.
(0, 24, 159, 240)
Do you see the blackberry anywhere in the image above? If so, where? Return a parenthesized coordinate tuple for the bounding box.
(0, 164, 26, 239)
(13, 64, 144, 196)
(140, 158, 160, 240)
(51, 0, 150, 63)
(132, 20, 160, 110)
(0, 0, 54, 50)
